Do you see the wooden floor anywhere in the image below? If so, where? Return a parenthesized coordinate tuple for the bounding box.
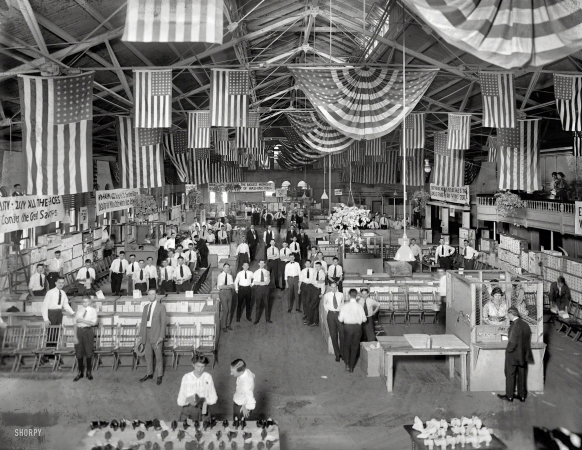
(1, 233, 581, 449)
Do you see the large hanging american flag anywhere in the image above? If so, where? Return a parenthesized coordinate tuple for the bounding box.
(191, 158, 209, 185)
(574, 132, 582, 157)
(163, 131, 189, 182)
(117, 117, 165, 188)
(134, 70, 172, 128)
(433, 132, 465, 187)
(498, 119, 541, 193)
(18, 72, 94, 195)
(347, 142, 365, 165)
(554, 73, 582, 131)
(486, 135, 498, 162)
(447, 113, 471, 150)
(376, 150, 399, 184)
(480, 71, 516, 129)
(188, 111, 211, 148)
(194, 148, 210, 160)
(403, 113, 425, 149)
(122, 0, 224, 44)
(210, 69, 249, 127)
(236, 128, 262, 149)
(402, 149, 425, 186)
(289, 67, 438, 139)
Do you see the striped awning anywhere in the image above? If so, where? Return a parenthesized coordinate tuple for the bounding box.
(402, 0, 582, 68)
(289, 67, 438, 140)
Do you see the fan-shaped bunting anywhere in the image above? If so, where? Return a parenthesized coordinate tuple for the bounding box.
(285, 111, 354, 153)
(289, 67, 438, 140)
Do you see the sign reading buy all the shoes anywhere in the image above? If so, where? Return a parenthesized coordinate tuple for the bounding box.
(0, 194, 65, 233)
(430, 184, 470, 205)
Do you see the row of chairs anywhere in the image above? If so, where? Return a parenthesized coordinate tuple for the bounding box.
(555, 300, 582, 342)
(0, 321, 217, 373)
(375, 291, 441, 325)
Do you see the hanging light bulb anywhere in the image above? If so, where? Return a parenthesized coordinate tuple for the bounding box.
(424, 159, 432, 173)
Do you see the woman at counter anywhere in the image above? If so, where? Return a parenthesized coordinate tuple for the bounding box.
(482, 287, 508, 325)
(177, 354, 218, 420)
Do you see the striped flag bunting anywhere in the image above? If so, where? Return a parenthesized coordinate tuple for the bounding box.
(285, 111, 354, 154)
(134, 70, 172, 128)
(554, 74, 582, 131)
(348, 142, 365, 165)
(289, 67, 438, 139)
(465, 161, 481, 185)
(403, 149, 425, 186)
(117, 117, 165, 188)
(363, 138, 386, 161)
(480, 71, 516, 129)
(403, 113, 425, 149)
(188, 111, 211, 148)
(210, 69, 249, 127)
(18, 72, 94, 195)
(122, 0, 224, 44)
(486, 135, 498, 162)
(433, 132, 465, 187)
(498, 119, 541, 193)
(236, 127, 262, 149)
(376, 150, 399, 184)
(447, 113, 471, 150)
(575, 132, 582, 157)
(163, 131, 190, 182)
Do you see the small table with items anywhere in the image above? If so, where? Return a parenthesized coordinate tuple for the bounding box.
(403, 424, 507, 450)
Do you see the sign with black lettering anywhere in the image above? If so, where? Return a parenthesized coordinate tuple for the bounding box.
(0, 195, 65, 233)
(96, 188, 140, 215)
(575, 201, 582, 235)
(430, 184, 470, 205)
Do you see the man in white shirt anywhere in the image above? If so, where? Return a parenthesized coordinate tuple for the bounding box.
(368, 218, 380, 229)
(174, 257, 193, 294)
(231, 359, 256, 420)
(167, 249, 179, 268)
(299, 260, 318, 323)
(28, 263, 47, 297)
(379, 214, 389, 229)
(339, 289, 367, 373)
(323, 282, 344, 362)
(438, 268, 446, 324)
(327, 257, 344, 292)
(225, 221, 233, 243)
(145, 257, 158, 290)
(199, 225, 210, 242)
(180, 235, 193, 250)
(289, 236, 301, 267)
(158, 259, 175, 294)
(275, 210, 283, 233)
(46, 250, 63, 290)
(309, 261, 327, 326)
(42, 277, 75, 326)
(278, 242, 291, 290)
(184, 243, 198, 272)
(76, 259, 96, 295)
(217, 227, 229, 244)
(109, 251, 128, 296)
(436, 238, 455, 270)
(463, 239, 479, 270)
(73, 297, 98, 382)
(236, 238, 251, 272)
(409, 238, 422, 273)
(177, 354, 218, 420)
(235, 262, 254, 322)
(358, 288, 380, 342)
(125, 254, 139, 296)
(285, 254, 301, 313)
(252, 260, 271, 324)
(266, 240, 280, 289)
(164, 233, 176, 251)
(133, 260, 149, 295)
(263, 225, 276, 260)
(173, 244, 185, 264)
(314, 251, 328, 272)
(217, 263, 235, 332)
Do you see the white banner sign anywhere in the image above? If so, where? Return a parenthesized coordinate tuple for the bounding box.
(208, 182, 275, 192)
(575, 202, 582, 236)
(430, 184, 470, 205)
(96, 188, 140, 215)
(0, 195, 65, 233)
(275, 188, 287, 198)
(334, 189, 343, 196)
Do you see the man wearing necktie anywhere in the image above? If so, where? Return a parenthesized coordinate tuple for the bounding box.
(252, 260, 272, 324)
(125, 254, 139, 297)
(246, 225, 259, 262)
(379, 214, 389, 229)
(109, 252, 128, 296)
(175, 257, 193, 294)
(73, 297, 98, 382)
(463, 239, 479, 270)
(436, 238, 455, 270)
(145, 257, 158, 290)
(28, 264, 47, 297)
(289, 237, 301, 268)
(358, 288, 380, 342)
(284, 254, 301, 313)
(327, 257, 344, 292)
(139, 289, 167, 385)
(158, 259, 175, 294)
(235, 262, 254, 322)
(184, 243, 198, 272)
(323, 283, 344, 362)
(266, 240, 280, 289)
(298, 230, 311, 264)
(286, 225, 298, 244)
(41, 277, 75, 363)
(263, 225, 275, 260)
(308, 261, 326, 327)
(299, 260, 318, 322)
(46, 250, 63, 290)
(217, 227, 229, 244)
(76, 259, 96, 295)
(338, 289, 367, 373)
(278, 242, 291, 290)
(217, 264, 235, 332)
(133, 260, 149, 295)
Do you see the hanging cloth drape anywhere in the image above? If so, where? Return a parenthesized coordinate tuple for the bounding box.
(402, 0, 582, 69)
(289, 67, 438, 140)
(285, 111, 354, 153)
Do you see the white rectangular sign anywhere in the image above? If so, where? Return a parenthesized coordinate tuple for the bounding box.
(79, 206, 89, 226)
(575, 201, 582, 236)
(208, 182, 274, 192)
(96, 188, 140, 215)
(334, 189, 343, 196)
(0, 195, 65, 233)
(430, 184, 470, 205)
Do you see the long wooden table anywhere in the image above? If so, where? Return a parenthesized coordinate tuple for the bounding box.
(379, 335, 469, 393)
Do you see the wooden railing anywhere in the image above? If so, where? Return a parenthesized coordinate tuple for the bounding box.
(477, 197, 575, 214)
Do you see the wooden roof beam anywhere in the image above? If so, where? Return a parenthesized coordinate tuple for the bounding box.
(104, 41, 133, 103)
(14, 0, 49, 58)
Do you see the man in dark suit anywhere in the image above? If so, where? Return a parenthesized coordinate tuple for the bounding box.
(196, 237, 209, 268)
(497, 306, 534, 403)
(138, 289, 167, 385)
(298, 229, 311, 264)
(286, 225, 298, 244)
(548, 275, 571, 312)
(246, 225, 259, 261)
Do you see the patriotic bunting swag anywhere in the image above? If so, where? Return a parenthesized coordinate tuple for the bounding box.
(289, 67, 438, 140)
(285, 111, 354, 154)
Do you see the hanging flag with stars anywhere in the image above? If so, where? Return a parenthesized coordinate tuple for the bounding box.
(376, 150, 399, 184)
(573, 132, 582, 157)
(554, 73, 582, 131)
(163, 131, 189, 182)
(363, 138, 386, 161)
(188, 110, 211, 148)
(194, 148, 210, 160)
(236, 127, 262, 149)
(486, 135, 498, 162)
(210, 69, 249, 127)
(134, 70, 172, 128)
(403, 113, 425, 149)
(498, 119, 541, 193)
(18, 72, 94, 195)
(433, 132, 465, 187)
(464, 160, 481, 185)
(480, 71, 516, 129)
(403, 149, 425, 186)
(447, 113, 471, 150)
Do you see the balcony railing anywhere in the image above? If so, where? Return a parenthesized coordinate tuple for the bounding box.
(476, 196, 575, 214)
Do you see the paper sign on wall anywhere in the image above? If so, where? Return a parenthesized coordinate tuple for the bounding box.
(79, 206, 89, 226)
(0, 194, 65, 233)
(96, 188, 140, 215)
(334, 189, 343, 196)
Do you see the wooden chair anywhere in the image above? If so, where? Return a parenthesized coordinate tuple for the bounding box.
(53, 325, 78, 372)
(64, 273, 79, 297)
(113, 324, 139, 371)
(13, 323, 44, 372)
(0, 325, 25, 371)
(407, 292, 424, 324)
(161, 323, 178, 368)
(420, 292, 439, 324)
(391, 292, 409, 325)
(93, 324, 117, 371)
(196, 324, 217, 368)
(172, 323, 197, 369)
(375, 292, 393, 324)
(33, 325, 61, 371)
(566, 305, 582, 341)
(557, 301, 580, 336)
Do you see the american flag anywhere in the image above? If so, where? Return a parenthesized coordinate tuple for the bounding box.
(191, 158, 208, 185)
(194, 148, 210, 160)
(117, 117, 165, 188)
(134, 70, 172, 128)
(554, 74, 582, 131)
(433, 132, 465, 187)
(122, 0, 224, 44)
(498, 119, 541, 193)
(224, 141, 238, 162)
(236, 127, 262, 149)
(210, 69, 249, 127)
(109, 161, 121, 188)
(447, 113, 471, 150)
(363, 138, 386, 161)
(282, 127, 304, 147)
(403, 149, 425, 186)
(465, 161, 481, 185)
(163, 131, 189, 182)
(376, 150, 399, 184)
(348, 142, 365, 165)
(209, 150, 222, 164)
(403, 113, 425, 149)
(18, 73, 94, 195)
(188, 111, 211, 148)
(574, 132, 582, 157)
(480, 71, 516, 129)
(486, 135, 498, 162)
